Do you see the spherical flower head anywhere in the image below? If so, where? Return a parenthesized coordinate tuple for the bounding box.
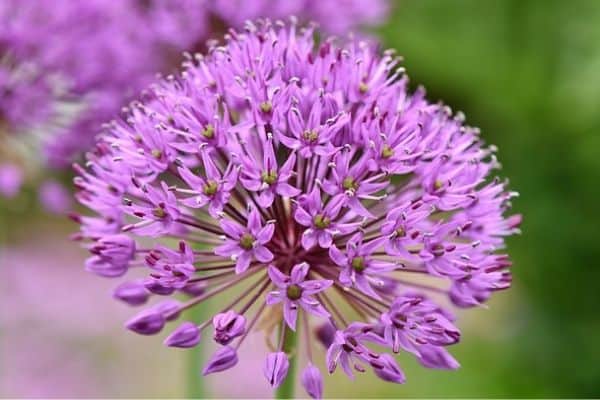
(74, 20, 520, 396)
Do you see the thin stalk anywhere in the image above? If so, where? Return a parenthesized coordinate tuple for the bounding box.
(186, 305, 206, 399)
(275, 326, 298, 399)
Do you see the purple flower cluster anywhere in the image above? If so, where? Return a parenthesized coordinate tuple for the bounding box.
(73, 21, 520, 398)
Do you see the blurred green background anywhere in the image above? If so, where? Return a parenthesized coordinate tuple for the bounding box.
(373, 0, 600, 397)
(1, 0, 600, 398)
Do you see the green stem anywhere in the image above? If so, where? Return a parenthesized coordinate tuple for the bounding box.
(275, 327, 298, 399)
(186, 305, 206, 399)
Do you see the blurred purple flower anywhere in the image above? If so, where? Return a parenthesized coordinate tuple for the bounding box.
(0, 163, 22, 198)
(38, 179, 72, 214)
(0, 234, 185, 397)
(1, 0, 390, 178)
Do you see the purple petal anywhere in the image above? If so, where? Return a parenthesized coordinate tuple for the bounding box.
(290, 262, 309, 283)
(294, 207, 313, 226)
(300, 298, 330, 319)
(328, 245, 347, 266)
(241, 176, 262, 191)
(256, 223, 275, 243)
(254, 245, 274, 263)
(258, 189, 275, 207)
(266, 291, 283, 305)
(247, 205, 262, 232)
(267, 265, 289, 287)
(317, 231, 333, 248)
(277, 183, 301, 197)
(279, 152, 297, 176)
(220, 219, 244, 239)
(354, 273, 381, 299)
(235, 251, 252, 274)
(300, 279, 333, 295)
(301, 230, 317, 250)
(214, 240, 242, 257)
(283, 301, 298, 330)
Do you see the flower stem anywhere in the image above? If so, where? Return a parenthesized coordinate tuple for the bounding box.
(275, 327, 298, 399)
(186, 305, 206, 398)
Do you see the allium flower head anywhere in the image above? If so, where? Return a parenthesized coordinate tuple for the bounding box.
(74, 20, 520, 397)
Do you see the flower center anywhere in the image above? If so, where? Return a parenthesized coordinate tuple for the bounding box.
(239, 233, 255, 250)
(201, 124, 215, 139)
(395, 227, 406, 237)
(203, 180, 218, 196)
(261, 170, 278, 185)
(342, 176, 359, 192)
(152, 207, 166, 218)
(151, 149, 162, 159)
(351, 256, 366, 273)
(381, 144, 394, 159)
(433, 179, 444, 190)
(313, 214, 331, 229)
(392, 312, 408, 328)
(259, 101, 272, 114)
(302, 130, 319, 143)
(358, 81, 369, 94)
(286, 284, 303, 300)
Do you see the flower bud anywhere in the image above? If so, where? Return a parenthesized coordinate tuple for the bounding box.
(144, 279, 176, 295)
(152, 299, 181, 321)
(164, 321, 200, 348)
(371, 354, 405, 384)
(85, 256, 127, 278)
(263, 351, 289, 388)
(125, 309, 165, 335)
(212, 310, 246, 345)
(417, 345, 460, 370)
(113, 280, 149, 306)
(301, 363, 323, 399)
(315, 321, 336, 348)
(202, 346, 238, 375)
(179, 281, 205, 297)
(90, 234, 136, 265)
